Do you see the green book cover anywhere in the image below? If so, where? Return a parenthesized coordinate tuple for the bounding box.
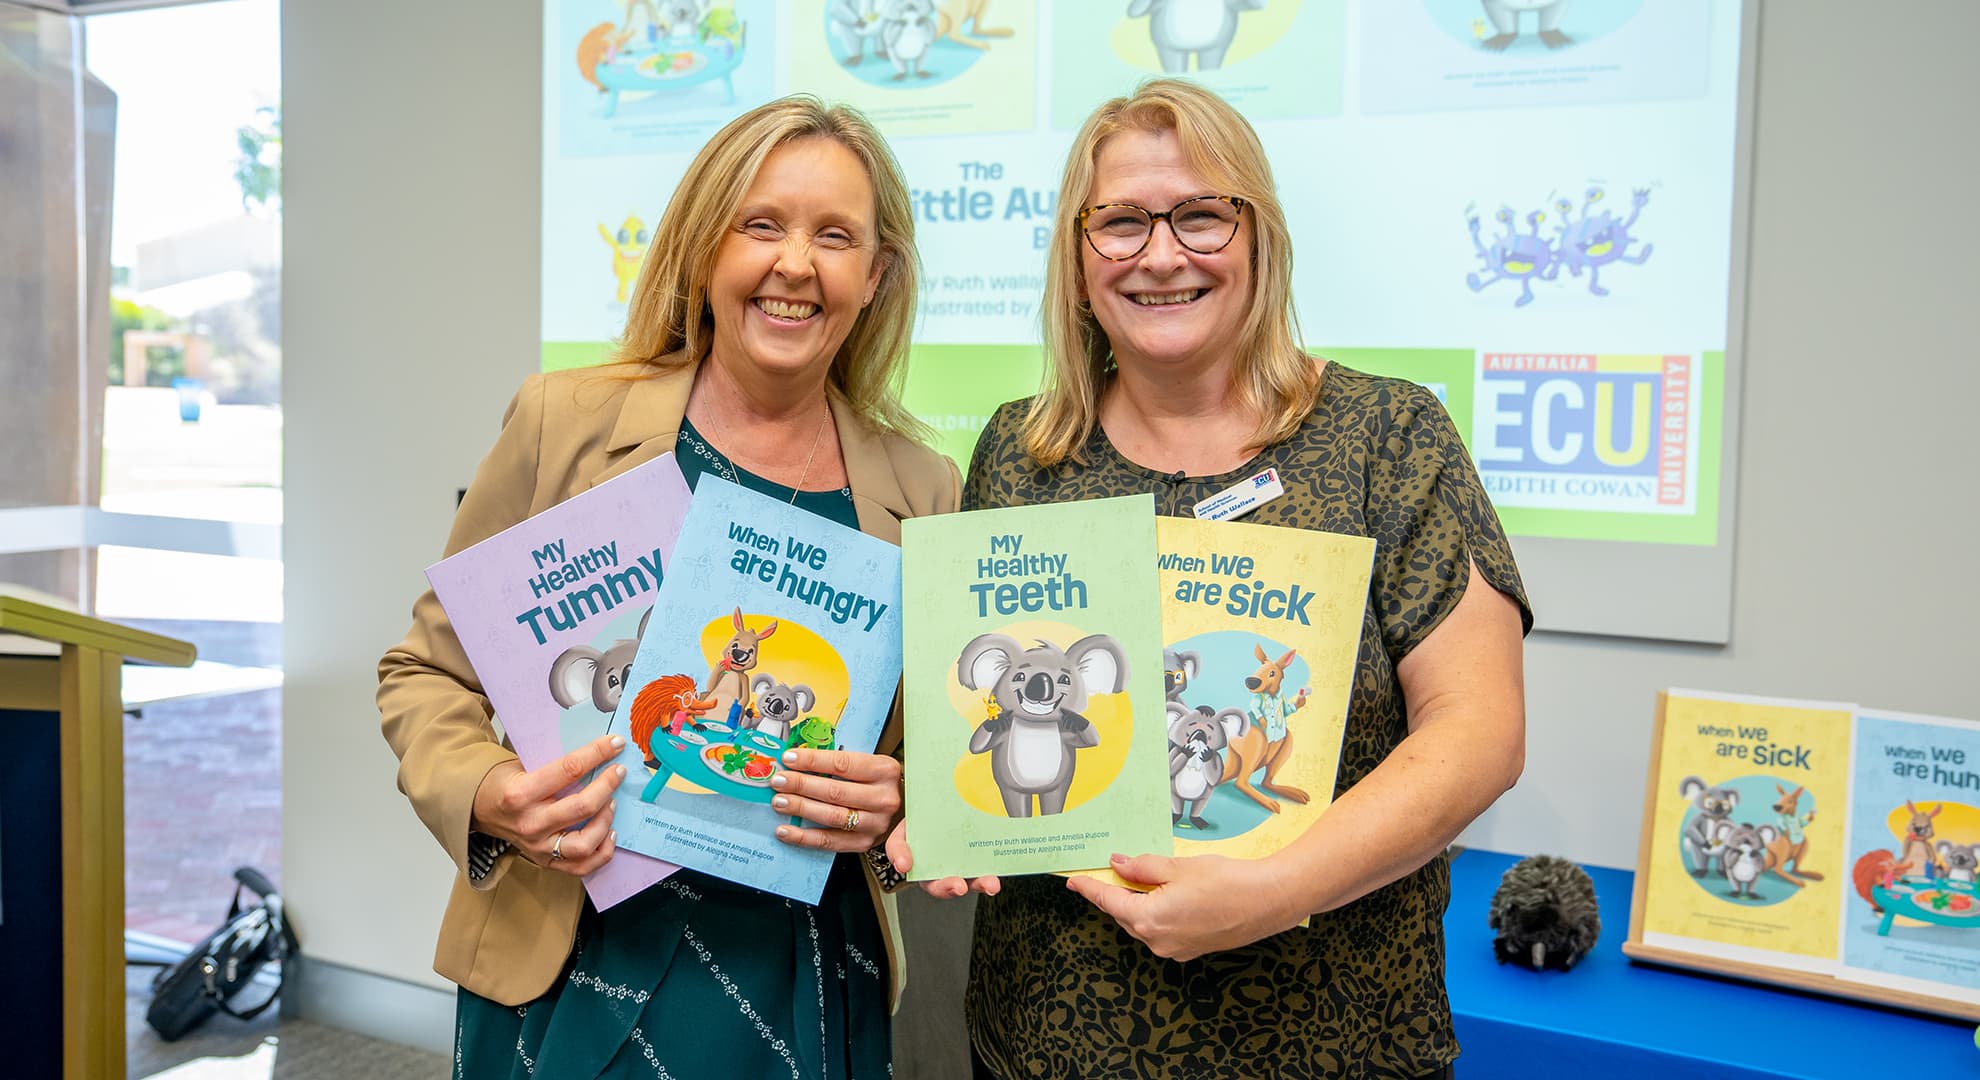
(902, 494, 1171, 879)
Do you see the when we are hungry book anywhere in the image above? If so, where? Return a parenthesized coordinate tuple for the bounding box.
(602, 475, 903, 905)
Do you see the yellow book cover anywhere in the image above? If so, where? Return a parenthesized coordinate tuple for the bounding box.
(1077, 516, 1373, 889)
(1640, 688, 1855, 972)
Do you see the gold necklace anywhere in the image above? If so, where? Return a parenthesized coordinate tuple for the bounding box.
(788, 401, 829, 505)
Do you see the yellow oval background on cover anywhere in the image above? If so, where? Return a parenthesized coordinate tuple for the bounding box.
(946, 619, 1135, 817)
(695, 612, 851, 728)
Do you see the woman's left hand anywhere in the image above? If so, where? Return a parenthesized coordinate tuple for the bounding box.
(770, 747, 902, 853)
(1065, 852, 1305, 962)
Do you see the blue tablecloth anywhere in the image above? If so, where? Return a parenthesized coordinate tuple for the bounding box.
(1445, 849, 1978, 1078)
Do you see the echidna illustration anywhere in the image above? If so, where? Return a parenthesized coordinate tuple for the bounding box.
(1487, 854, 1602, 971)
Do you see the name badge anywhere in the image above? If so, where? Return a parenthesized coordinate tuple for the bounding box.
(1192, 467, 1284, 522)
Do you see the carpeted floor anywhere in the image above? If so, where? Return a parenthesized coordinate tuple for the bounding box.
(126, 966, 446, 1079)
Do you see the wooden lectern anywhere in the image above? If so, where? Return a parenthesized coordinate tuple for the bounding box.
(0, 595, 193, 1080)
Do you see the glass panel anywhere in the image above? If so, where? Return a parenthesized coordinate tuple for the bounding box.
(0, 1, 100, 607)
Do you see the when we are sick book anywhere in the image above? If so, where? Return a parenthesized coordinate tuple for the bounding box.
(900, 494, 1170, 880)
(1628, 693, 1980, 1019)
(1075, 516, 1374, 889)
(425, 454, 691, 910)
(1634, 689, 1854, 973)
(602, 476, 903, 905)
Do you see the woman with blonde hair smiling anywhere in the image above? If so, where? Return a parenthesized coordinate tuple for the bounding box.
(900, 79, 1532, 1079)
(379, 95, 958, 1078)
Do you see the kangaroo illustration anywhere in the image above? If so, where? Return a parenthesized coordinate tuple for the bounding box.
(1222, 643, 1310, 813)
(702, 607, 777, 716)
(1895, 800, 1943, 879)
(1763, 784, 1822, 888)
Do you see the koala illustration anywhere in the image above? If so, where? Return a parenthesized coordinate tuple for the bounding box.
(958, 632, 1130, 817)
(548, 608, 652, 714)
(879, 0, 938, 79)
(747, 675, 815, 743)
(1163, 647, 1200, 703)
(654, 0, 704, 43)
(1167, 702, 1247, 829)
(1127, 0, 1265, 74)
(1716, 821, 1778, 900)
(1678, 775, 1738, 878)
(1937, 840, 1980, 884)
(1480, 0, 1572, 51)
(829, 0, 886, 65)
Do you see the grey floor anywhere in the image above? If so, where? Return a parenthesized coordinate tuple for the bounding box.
(127, 965, 446, 1078)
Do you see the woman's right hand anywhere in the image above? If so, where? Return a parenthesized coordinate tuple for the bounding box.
(471, 733, 626, 876)
(884, 820, 1000, 899)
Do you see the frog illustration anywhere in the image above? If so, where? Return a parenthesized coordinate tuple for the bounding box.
(790, 714, 838, 752)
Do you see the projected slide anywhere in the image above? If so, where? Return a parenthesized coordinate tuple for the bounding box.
(541, 0, 1748, 573)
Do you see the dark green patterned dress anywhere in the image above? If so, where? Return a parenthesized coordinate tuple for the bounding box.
(961, 366, 1533, 1080)
(454, 416, 891, 1080)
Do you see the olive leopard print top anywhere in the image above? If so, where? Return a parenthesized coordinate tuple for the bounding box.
(961, 364, 1532, 1080)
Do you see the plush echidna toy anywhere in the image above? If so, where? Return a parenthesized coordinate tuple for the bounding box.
(1488, 854, 1602, 972)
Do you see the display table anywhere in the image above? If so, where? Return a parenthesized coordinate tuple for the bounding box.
(1446, 849, 1976, 1078)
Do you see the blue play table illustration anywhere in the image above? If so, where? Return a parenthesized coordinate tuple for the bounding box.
(638, 702, 841, 829)
(1872, 876, 1980, 936)
(580, 17, 748, 118)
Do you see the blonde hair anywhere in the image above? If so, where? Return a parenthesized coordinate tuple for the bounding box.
(1024, 79, 1320, 467)
(609, 96, 929, 443)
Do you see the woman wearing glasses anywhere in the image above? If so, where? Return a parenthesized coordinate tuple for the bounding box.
(898, 80, 1531, 1079)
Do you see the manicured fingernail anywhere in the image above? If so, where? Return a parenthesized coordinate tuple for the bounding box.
(775, 826, 793, 840)
(613, 765, 627, 780)
(769, 773, 789, 788)
(772, 795, 790, 810)
(608, 830, 617, 844)
(781, 751, 798, 765)
(610, 735, 625, 751)
(1111, 853, 1127, 863)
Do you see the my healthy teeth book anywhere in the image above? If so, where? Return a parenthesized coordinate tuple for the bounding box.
(424, 453, 691, 910)
(900, 494, 1170, 880)
(601, 475, 903, 905)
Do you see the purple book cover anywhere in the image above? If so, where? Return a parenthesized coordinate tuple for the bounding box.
(425, 453, 691, 909)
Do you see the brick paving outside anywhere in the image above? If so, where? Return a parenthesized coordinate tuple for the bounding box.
(122, 619, 282, 946)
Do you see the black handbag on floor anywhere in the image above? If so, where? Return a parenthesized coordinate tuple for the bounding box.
(145, 866, 301, 1041)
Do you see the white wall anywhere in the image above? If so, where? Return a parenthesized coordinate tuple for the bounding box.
(281, 0, 540, 1011)
(279, 0, 1980, 1055)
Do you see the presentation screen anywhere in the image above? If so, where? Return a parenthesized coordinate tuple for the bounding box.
(541, 0, 1753, 643)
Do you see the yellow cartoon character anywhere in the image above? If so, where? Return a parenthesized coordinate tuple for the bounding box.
(598, 214, 650, 303)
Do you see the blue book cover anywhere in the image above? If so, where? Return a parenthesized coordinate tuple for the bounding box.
(1840, 709, 1980, 1005)
(602, 475, 902, 904)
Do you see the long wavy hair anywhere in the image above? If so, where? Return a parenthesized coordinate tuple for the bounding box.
(609, 96, 929, 443)
(1023, 79, 1320, 466)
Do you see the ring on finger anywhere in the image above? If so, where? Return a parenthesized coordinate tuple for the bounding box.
(842, 808, 861, 832)
(551, 832, 566, 861)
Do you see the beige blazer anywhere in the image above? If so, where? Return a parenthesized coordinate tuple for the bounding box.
(378, 359, 960, 1009)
